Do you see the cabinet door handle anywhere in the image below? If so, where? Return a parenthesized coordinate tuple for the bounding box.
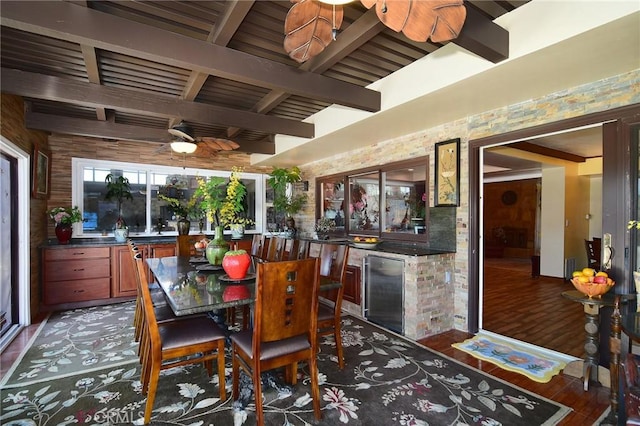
(73, 268, 85, 272)
(72, 252, 85, 255)
(73, 289, 85, 293)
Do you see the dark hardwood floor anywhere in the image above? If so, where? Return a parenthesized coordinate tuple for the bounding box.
(1, 261, 610, 424)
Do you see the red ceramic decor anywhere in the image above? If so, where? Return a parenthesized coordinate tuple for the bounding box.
(223, 285, 250, 302)
(222, 249, 251, 280)
(55, 224, 73, 244)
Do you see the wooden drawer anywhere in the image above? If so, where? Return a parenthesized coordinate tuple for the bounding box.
(44, 247, 110, 261)
(44, 278, 111, 305)
(44, 258, 111, 282)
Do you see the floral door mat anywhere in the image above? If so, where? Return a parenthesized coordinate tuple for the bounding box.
(452, 335, 567, 383)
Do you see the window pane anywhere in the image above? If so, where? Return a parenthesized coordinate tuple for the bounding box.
(321, 178, 346, 231)
(349, 173, 380, 232)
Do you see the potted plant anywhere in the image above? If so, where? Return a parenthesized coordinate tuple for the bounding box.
(158, 193, 199, 235)
(267, 166, 307, 237)
(314, 217, 336, 240)
(218, 167, 253, 238)
(48, 206, 83, 244)
(104, 173, 133, 242)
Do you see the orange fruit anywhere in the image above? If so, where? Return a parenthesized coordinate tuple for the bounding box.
(577, 275, 590, 283)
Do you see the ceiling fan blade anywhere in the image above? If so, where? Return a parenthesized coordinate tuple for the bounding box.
(199, 137, 240, 151)
(196, 143, 219, 157)
(168, 122, 195, 141)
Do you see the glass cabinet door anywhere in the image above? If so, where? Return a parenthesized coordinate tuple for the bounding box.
(320, 178, 346, 232)
(348, 172, 380, 233)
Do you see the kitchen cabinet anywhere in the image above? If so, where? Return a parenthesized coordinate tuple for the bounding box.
(110, 245, 140, 298)
(148, 243, 176, 259)
(42, 246, 111, 306)
(344, 265, 361, 305)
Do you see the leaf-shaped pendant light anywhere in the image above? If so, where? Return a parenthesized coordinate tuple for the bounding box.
(284, 0, 344, 63)
(360, 0, 466, 43)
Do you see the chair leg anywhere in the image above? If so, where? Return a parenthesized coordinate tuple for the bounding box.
(217, 340, 227, 400)
(252, 367, 264, 426)
(308, 355, 322, 420)
(143, 363, 161, 424)
(334, 321, 345, 369)
(232, 348, 240, 400)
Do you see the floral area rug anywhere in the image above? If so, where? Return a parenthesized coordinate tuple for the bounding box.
(452, 335, 567, 383)
(0, 301, 138, 389)
(1, 303, 571, 425)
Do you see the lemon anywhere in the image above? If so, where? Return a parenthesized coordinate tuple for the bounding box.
(582, 268, 596, 277)
(572, 271, 583, 277)
(595, 271, 608, 278)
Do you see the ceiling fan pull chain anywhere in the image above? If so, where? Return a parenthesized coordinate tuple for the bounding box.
(332, 5, 337, 41)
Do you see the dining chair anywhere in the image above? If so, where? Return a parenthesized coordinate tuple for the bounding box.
(316, 243, 349, 369)
(129, 241, 175, 343)
(265, 236, 286, 261)
(251, 234, 267, 258)
(230, 257, 322, 425)
(136, 255, 227, 425)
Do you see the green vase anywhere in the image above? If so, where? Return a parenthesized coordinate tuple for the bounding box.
(206, 226, 228, 266)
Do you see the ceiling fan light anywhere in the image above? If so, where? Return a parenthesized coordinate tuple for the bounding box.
(170, 140, 197, 154)
(317, 0, 353, 4)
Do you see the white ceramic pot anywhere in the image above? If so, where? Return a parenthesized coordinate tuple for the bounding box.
(114, 228, 129, 243)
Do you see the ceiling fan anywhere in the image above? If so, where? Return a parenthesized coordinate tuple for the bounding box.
(166, 122, 240, 156)
(284, 0, 467, 63)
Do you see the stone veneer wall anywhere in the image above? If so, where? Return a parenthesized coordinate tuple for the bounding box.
(300, 69, 640, 336)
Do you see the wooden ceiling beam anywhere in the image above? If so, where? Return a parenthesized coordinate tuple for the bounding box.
(24, 111, 275, 155)
(228, 8, 385, 138)
(0, 0, 381, 112)
(511, 142, 587, 163)
(455, 6, 509, 63)
(2, 67, 314, 138)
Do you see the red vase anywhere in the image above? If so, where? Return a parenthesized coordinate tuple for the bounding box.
(55, 224, 73, 244)
(222, 250, 251, 279)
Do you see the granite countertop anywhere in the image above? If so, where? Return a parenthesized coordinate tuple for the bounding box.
(298, 237, 454, 256)
(42, 233, 247, 248)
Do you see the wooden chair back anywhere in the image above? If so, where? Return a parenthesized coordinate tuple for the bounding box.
(265, 236, 286, 261)
(251, 234, 267, 257)
(285, 239, 310, 260)
(176, 234, 206, 257)
(255, 258, 320, 344)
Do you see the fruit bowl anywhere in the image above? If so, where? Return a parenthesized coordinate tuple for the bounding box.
(571, 277, 615, 298)
(351, 239, 380, 249)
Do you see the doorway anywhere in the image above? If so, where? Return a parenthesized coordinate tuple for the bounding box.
(0, 137, 31, 352)
(468, 105, 640, 360)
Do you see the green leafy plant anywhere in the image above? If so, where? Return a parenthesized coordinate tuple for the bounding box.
(218, 167, 253, 227)
(48, 206, 83, 225)
(104, 173, 133, 228)
(629, 220, 640, 230)
(267, 166, 307, 217)
(158, 194, 200, 220)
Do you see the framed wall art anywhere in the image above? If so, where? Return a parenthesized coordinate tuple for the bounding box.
(32, 144, 51, 199)
(434, 138, 460, 207)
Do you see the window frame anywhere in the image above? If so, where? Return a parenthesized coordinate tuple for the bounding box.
(316, 156, 430, 243)
(71, 158, 266, 238)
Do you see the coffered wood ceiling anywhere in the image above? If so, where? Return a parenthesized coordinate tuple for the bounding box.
(0, 0, 522, 156)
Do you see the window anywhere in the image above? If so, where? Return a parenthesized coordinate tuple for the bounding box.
(316, 156, 429, 242)
(72, 158, 265, 238)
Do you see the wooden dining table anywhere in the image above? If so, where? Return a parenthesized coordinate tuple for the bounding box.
(146, 255, 342, 317)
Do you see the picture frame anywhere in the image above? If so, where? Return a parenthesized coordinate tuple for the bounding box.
(434, 138, 460, 207)
(32, 144, 51, 199)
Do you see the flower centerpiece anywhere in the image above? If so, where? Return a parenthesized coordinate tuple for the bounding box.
(315, 217, 336, 240)
(48, 206, 83, 244)
(218, 167, 253, 238)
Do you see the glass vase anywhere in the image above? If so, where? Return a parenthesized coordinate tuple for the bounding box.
(206, 226, 228, 266)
